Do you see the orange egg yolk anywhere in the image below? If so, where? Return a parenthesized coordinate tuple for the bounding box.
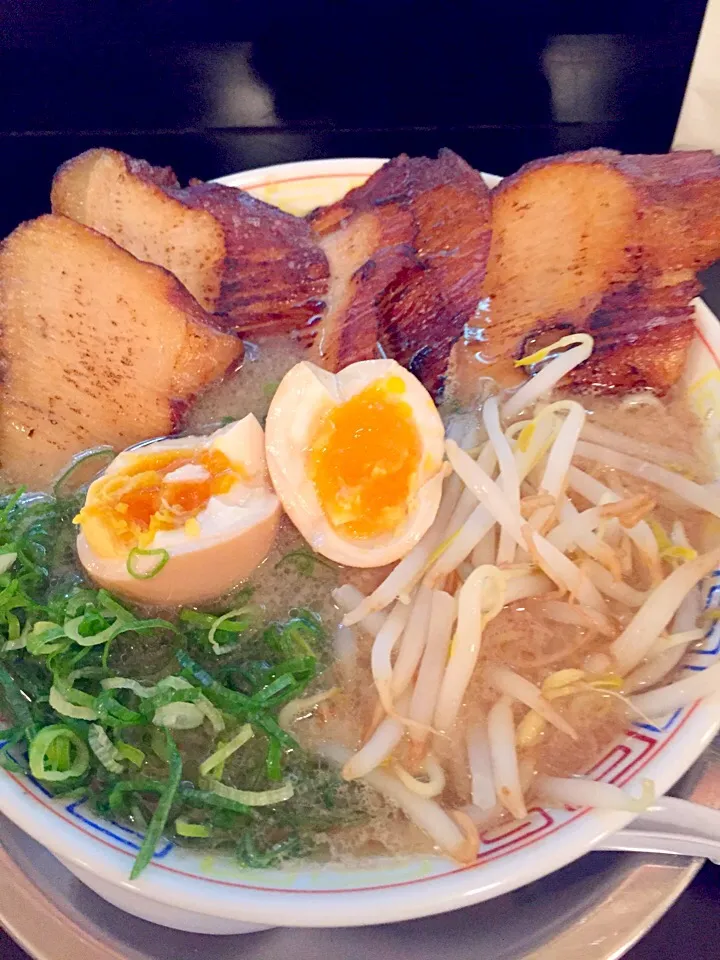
(309, 377, 422, 539)
(75, 447, 241, 557)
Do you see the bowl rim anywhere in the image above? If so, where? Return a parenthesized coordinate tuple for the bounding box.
(1, 156, 719, 928)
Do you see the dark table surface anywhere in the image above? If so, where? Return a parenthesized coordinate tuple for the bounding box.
(1, 0, 719, 955)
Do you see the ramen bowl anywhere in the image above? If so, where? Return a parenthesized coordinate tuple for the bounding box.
(2, 158, 720, 935)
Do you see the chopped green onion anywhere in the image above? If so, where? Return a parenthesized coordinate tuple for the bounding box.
(0, 552, 17, 575)
(156, 676, 194, 692)
(179, 786, 252, 815)
(196, 694, 225, 733)
(274, 547, 337, 579)
(101, 677, 157, 698)
(63, 616, 115, 647)
(199, 724, 254, 777)
(2, 611, 26, 652)
(115, 740, 145, 768)
(64, 613, 174, 648)
(108, 777, 165, 811)
(26, 621, 67, 657)
(94, 690, 145, 728)
(175, 818, 212, 838)
(198, 777, 293, 807)
(152, 702, 205, 729)
(97, 590, 135, 622)
(29, 725, 89, 782)
(126, 548, 170, 580)
(207, 606, 254, 654)
(149, 727, 170, 763)
(88, 724, 125, 773)
(0, 665, 35, 741)
(265, 737, 283, 782)
(252, 673, 294, 704)
(130, 731, 182, 880)
(48, 685, 98, 720)
(52, 672, 97, 708)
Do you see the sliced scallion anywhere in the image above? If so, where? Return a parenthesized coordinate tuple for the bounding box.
(101, 677, 157, 698)
(196, 695, 225, 733)
(206, 606, 254, 654)
(48, 685, 98, 721)
(175, 818, 212, 838)
(199, 724, 254, 777)
(198, 776, 293, 807)
(88, 724, 125, 773)
(126, 547, 170, 580)
(29, 725, 89, 782)
(152, 701, 205, 730)
(115, 740, 145, 768)
(130, 731, 182, 880)
(26, 621, 67, 657)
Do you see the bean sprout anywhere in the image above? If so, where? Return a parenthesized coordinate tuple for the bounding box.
(580, 559, 648, 608)
(393, 755, 446, 798)
(622, 590, 703, 693)
(611, 545, 720, 675)
(446, 440, 606, 610)
(333, 623, 358, 677)
(504, 572, 554, 603)
(423, 504, 495, 588)
(574, 441, 720, 518)
(484, 396, 520, 565)
(315, 742, 470, 860)
(567, 467, 661, 581)
(333, 585, 386, 637)
(538, 775, 654, 811)
(629, 660, 720, 717)
(503, 334, 594, 421)
(278, 688, 339, 731)
(391, 585, 433, 697)
(342, 692, 411, 781)
(371, 599, 412, 712)
(551, 501, 620, 576)
(538, 401, 586, 500)
(487, 695, 527, 820)
(434, 566, 505, 733)
(409, 590, 456, 748)
(539, 599, 615, 637)
(467, 721, 497, 810)
(581, 421, 697, 475)
(486, 664, 577, 738)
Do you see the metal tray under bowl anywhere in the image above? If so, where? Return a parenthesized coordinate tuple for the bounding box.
(4, 738, 719, 959)
(2, 740, 716, 960)
(0, 816, 701, 960)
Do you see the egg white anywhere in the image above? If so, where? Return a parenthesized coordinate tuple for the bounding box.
(265, 359, 445, 567)
(76, 414, 281, 605)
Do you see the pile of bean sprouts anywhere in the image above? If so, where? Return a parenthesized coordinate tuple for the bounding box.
(292, 335, 720, 862)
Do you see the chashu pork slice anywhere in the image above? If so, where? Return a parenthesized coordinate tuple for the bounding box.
(451, 148, 720, 400)
(0, 214, 243, 487)
(308, 157, 416, 371)
(51, 148, 329, 339)
(308, 149, 492, 396)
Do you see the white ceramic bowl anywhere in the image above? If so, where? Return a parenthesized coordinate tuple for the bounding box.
(2, 158, 720, 935)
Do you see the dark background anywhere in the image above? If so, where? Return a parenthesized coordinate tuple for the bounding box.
(0, 0, 712, 237)
(1, 0, 720, 957)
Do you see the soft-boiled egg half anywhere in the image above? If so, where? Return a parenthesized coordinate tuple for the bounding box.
(265, 359, 445, 567)
(74, 415, 280, 605)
